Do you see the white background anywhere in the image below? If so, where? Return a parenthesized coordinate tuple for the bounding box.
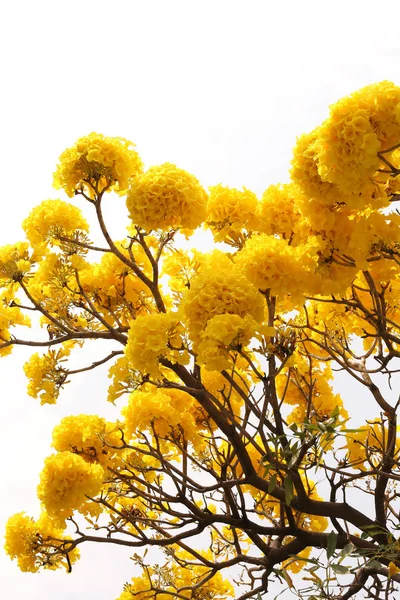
(1, 1, 400, 598)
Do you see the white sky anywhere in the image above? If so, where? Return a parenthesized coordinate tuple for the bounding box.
(1, 1, 400, 598)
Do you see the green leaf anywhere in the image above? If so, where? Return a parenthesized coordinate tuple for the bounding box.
(268, 473, 277, 494)
(327, 531, 338, 559)
(331, 405, 340, 418)
(284, 476, 294, 506)
(339, 542, 355, 560)
(287, 449, 300, 469)
(331, 563, 349, 575)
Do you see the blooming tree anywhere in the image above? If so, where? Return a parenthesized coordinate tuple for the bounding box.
(4, 83, 400, 599)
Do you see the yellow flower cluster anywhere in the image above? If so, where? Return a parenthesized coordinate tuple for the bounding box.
(205, 184, 258, 242)
(4, 512, 78, 572)
(291, 130, 341, 207)
(236, 233, 318, 300)
(22, 199, 89, 253)
(23, 345, 71, 405)
(107, 355, 135, 403)
(345, 421, 400, 470)
(162, 249, 203, 298)
(52, 414, 121, 468)
(117, 549, 234, 600)
(79, 246, 152, 326)
(0, 242, 32, 285)
(122, 388, 208, 449)
(37, 451, 104, 517)
(197, 314, 257, 371)
(291, 82, 400, 207)
(126, 163, 207, 231)
(182, 252, 264, 344)
(317, 105, 381, 194)
(256, 184, 301, 239)
(124, 312, 189, 379)
(351, 81, 400, 148)
(53, 132, 143, 197)
(0, 290, 30, 356)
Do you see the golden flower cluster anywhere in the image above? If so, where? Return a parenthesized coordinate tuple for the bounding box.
(53, 132, 143, 197)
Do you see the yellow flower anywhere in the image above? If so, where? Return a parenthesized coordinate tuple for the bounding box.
(236, 233, 318, 301)
(182, 251, 264, 344)
(389, 561, 400, 578)
(37, 451, 104, 516)
(256, 183, 301, 239)
(23, 345, 72, 405)
(22, 199, 89, 253)
(126, 163, 207, 231)
(52, 414, 121, 467)
(0, 242, 32, 284)
(291, 129, 342, 206)
(316, 107, 381, 194)
(122, 388, 207, 449)
(124, 312, 189, 379)
(345, 421, 400, 470)
(117, 550, 235, 600)
(4, 511, 78, 573)
(53, 132, 143, 197)
(197, 313, 257, 371)
(205, 184, 258, 242)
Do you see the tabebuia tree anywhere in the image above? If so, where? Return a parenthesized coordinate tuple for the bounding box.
(4, 81, 400, 599)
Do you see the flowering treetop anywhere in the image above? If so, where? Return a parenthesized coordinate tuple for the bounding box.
(4, 81, 400, 599)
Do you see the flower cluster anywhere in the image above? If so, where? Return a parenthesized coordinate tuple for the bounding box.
(52, 414, 121, 468)
(124, 312, 189, 378)
(122, 388, 207, 449)
(197, 313, 257, 371)
(117, 549, 235, 600)
(0, 242, 32, 285)
(345, 421, 400, 470)
(79, 245, 152, 325)
(236, 233, 318, 300)
(276, 359, 348, 425)
(256, 183, 301, 239)
(37, 451, 104, 517)
(126, 163, 207, 231)
(205, 184, 258, 242)
(4, 512, 78, 572)
(23, 346, 71, 405)
(22, 199, 89, 253)
(0, 290, 30, 356)
(53, 132, 143, 197)
(291, 81, 400, 208)
(182, 252, 264, 344)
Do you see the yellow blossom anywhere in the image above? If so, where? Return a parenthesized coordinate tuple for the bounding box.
(197, 313, 257, 371)
(182, 252, 264, 343)
(4, 512, 78, 572)
(124, 312, 189, 379)
(206, 184, 258, 242)
(52, 414, 121, 467)
(37, 451, 104, 516)
(22, 199, 89, 253)
(23, 345, 72, 405)
(126, 163, 207, 231)
(53, 132, 143, 197)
